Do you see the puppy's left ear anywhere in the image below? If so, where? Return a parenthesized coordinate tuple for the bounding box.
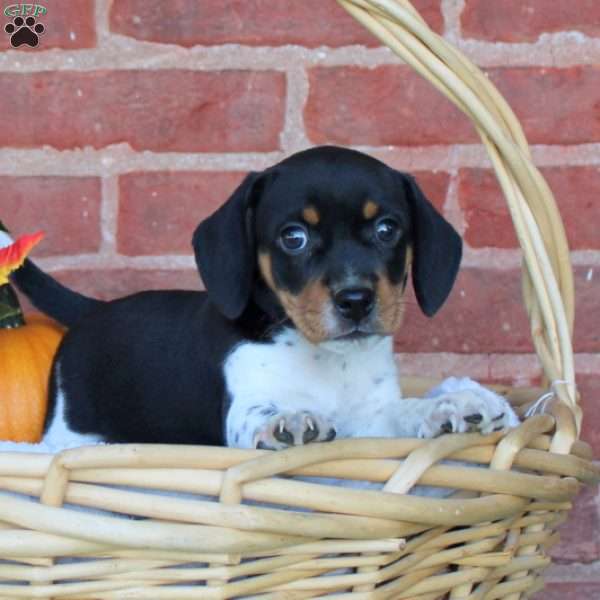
(192, 172, 263, 320)
(401, 173, 462, 317)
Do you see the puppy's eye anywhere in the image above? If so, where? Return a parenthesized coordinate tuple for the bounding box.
(279, 224, 309, 254)
(375, 217, 401, 246)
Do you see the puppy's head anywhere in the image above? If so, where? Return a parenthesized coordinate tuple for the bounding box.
(193, 146, 461, 344)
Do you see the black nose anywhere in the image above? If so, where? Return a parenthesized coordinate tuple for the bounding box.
(334, 287, 375, 323)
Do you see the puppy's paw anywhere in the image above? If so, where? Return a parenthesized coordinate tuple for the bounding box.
(253, 411, 336, 450)
(417, 389, 520, 439)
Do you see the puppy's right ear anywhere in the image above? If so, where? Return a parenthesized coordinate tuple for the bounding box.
(192, 172, 262, 320)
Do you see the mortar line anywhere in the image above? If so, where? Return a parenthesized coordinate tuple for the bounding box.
(280, 65, 311, 153)
(94, 0, 111, 46)
(2, 143, 600, 177)
(441, 0, 465, 44)
(99, 175, 119, 255)
(3, 34, 600, 71)
(442, 161, 464, 235)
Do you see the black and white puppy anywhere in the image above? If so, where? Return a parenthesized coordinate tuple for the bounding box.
(7, 146, 518, 449)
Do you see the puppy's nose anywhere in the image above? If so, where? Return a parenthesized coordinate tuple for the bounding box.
(334, 287, 375, 322)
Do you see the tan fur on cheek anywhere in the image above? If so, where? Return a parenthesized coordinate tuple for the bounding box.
(281, 282, 331, 344)
(405, 245, 413, 270)
(376, 273, 407, 335)
(258, 252, 331, 344)
(258, 252, 276, 289)
(374, 246, 413, 334)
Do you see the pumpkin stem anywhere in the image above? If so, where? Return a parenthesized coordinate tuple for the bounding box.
(0, 283, 25, 329)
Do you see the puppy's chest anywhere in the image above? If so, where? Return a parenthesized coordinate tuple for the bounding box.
(223, 329, 400, 439)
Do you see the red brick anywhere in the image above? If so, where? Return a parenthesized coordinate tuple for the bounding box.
(0, 176, 101, 256)
(40, 269, 201, 302)
(458, 167, 600, 250)
(306, 66, 600, 147)
(306, 66, 475, 146)
(118, 172, 245, 255)
(533, 583, 600, 600)
(16, 268, 203, 316)
(110, 0, 443, 47)
(117, 169, 449, 256)
(489, 67, 600, 146)
(457, 168, 518, 249)
(462, 0, 600, 43)
(411, 171, 450, 213)
(574, 266, 600, 353)
(544, 167, 600, 250)
(394, 268, 533, 354)
(0, 71, 285, 152)
(114, 170, 447, 291)
(1, 0, 96, 51)
(397, 266, 598, 354)
(550, 485, 600, 563)
(579, 374, 600, 456)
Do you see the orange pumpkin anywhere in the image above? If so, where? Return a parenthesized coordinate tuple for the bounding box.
(0, 226, 65, 442)
(0, 312, 64, 442)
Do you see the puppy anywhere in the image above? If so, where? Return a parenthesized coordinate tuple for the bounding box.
(8, 146, 518, 449)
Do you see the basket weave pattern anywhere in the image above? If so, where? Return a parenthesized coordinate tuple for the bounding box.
(0, 1, 598, 598)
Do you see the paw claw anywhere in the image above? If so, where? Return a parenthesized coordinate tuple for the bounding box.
(440, 420, 453, 434)
(324, 428, 337, 442)
(464, 413, 483, 424)
(253, 411, 336, 450)
(302, 419, 319, 444)
(256, 440, 275, 450)
(273, 424, 294, 446)
(418, 389, 520, 439)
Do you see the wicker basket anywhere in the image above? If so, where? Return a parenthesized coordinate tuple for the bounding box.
(1, 1, 598, 598)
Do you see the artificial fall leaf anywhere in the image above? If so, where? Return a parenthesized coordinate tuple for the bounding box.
(0, 231, 44, 285)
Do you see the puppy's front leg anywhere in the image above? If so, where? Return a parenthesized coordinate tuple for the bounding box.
(226, 397, 336, 449)
(387, 387, 520, 439)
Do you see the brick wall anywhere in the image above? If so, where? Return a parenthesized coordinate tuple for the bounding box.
(1, 1, 599, 594)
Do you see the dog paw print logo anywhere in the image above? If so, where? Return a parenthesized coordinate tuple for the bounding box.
(5, 14, 45, 47)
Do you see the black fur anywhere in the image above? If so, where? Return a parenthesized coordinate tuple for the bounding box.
(402, 174, 462, 316)
(11, 146, 462, 445)
(193, 172, 263, 320)
(50, 292, 238, 443)
(11, 259, 104, 327)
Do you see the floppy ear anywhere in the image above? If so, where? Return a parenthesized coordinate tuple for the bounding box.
(401, 173, 462, 317)
(192, 172, 262, 320)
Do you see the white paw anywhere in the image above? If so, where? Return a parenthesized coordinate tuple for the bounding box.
(253, 411, 336, 450)
(417, 389, 520, 439)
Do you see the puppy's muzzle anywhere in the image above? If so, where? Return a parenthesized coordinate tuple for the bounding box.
(333, 287, 375, 323)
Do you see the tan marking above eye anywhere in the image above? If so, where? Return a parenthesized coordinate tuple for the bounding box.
(302, 206, 320, 226)
(363, 200, 379, 220)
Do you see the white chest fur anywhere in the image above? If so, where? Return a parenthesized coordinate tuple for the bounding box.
(224, 328, 404, 447)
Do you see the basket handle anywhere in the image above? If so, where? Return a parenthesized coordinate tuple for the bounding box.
(337, 0, 580, 446)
